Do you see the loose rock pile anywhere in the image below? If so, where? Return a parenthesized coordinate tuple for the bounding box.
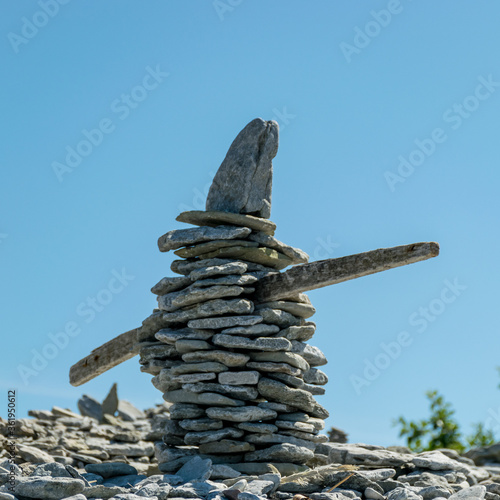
(3, 399, 500, 500)
(137, 209, 331, 475)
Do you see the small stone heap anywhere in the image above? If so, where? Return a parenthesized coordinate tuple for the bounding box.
(135, 118, 331, 475)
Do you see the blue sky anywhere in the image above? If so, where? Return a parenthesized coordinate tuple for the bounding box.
(2, 1, 500, 446)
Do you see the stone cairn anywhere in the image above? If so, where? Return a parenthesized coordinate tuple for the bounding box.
(135, 118, 331, 475)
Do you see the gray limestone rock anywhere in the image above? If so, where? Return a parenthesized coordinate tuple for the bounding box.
(178, 418, 223, 431)
(102, 383, 119, 417)
(221, 324, 280, 336)
(266, 372, 304, 388)
(85, 462, 138, 479)
(326, 443, 414, 467)
(175, 339, 212, 354)
(169, 403, 206, 420)
(170, 361, 228, 375)
(386, 487, 425, 499)
(244, 432, 316, 451)
(206, 118, 278, 218)
(257, 378, 329, 419)
(182, 350, 250, 367)
(218, 371, 261, 386)
(173, 259, 248, 277)
(163, 391, 245, 406)
(151, 276, 192, 295)
(275, 420, 316, 433)
(257, 308, 302, 327)
(158, 285, 246, 312)
(448, 485, 486, 499)
(248, 233, 309, 264)
(175, 239, 259, 258)
(171, 372, 217, 384)
(158, 225, 251, 252)
(206, 406, 277, 422)
(117, 400, 146, 421)
(237, 422, 278, 434)
(290, 341, 327, 367)
(176, 456, 213, 482)
(11, 477, 85, 500)
(199, 440, 255, 454)
(188, 315, 262, 330)
(304, 368, 329, 385)
(212, 334, 291, 351)
(104, 441, 154, 457)
(249, 351, 309, 371)
(184, 427, 244, 445)
(177, 210, 276, 235)
(17, 444, 56, 464)
(275, 324, 316, 341)
(302, 383, 325, 395)
(155, 328, 213, 344)
(191, 274, 258, 288)
(247, 361, 303, 377)
(182, 382, 258, 401)
(256, 301, 316, 319)
(245, 443, 313, 465)
(78, 395, 103, 422)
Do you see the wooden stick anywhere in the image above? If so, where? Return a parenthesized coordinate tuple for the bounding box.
(253, 242, 439, 303)
(69, 328, 139, 387)
(68, 242, 439, 386)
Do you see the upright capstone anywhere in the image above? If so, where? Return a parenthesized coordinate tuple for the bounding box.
(206, 118, 278, 219)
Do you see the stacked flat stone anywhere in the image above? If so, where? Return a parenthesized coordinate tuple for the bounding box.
(135, 209, 331, 475)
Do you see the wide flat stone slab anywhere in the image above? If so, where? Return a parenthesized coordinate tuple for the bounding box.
(256, 301, 316, 319)
(174, 239, 258, 258)
(181, 350, 250, 367)
(198, 246, 293, 270)
(177, 210, 276, 235)
(212, 334, 291, 352)
(206, 406, 277, 422)
(158, 225, 251, 252)
(163, 391, 245, 407)
(248, 232, 309, 264)
(188, 315, 262, 330)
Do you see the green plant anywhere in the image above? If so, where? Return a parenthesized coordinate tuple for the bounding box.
(395, 390, 465, 452)
(466, 422, 495, 448)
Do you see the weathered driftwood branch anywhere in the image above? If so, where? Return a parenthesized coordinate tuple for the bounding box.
(68, 242, 439, 387)
(253, 242, 440, 303)
(69, 328, 139, 387)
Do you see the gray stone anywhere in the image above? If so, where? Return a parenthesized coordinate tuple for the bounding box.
(177, 210, 277, 235)
(117, 400, 146, 421)
(179, 418, 223, 431)
(199, 439, 255, 454)
(281, 429, 327, 443)
(213, 334, 291, 351)
(206, 118, 278, 218)
(77, 394, 103, 421)
(211, 465, 242, 480)
(245, 443, 313, 464)
(17, 444, 55, 464)
(182, 350, 250, 367)
(248, 233, 308, 264)
(158, 285, 245, 312)
(275, 420, 316, 433)
(237, 422, 278, 434)
(177, 456, 213, 482)
(266, 372, 304, 387)
(199, 246, 293, 271)
(11, 477, 85, 500)
(172, 258, 245, 276)
(326, 443, 414, 467)
(413, 451, 470, 473)
(0, 493, 16, 500)
(188, 314, 261, 330)
(244, 432, 316, 450)
(192, 274, 258, 288)
(302, 383, 326, 395)
(102, 383, 119, 416)
(102, 474, 146, 487)
(31, 462, 72, 478)
(247, 361, 303, 377)
(170, 361, 228, 375)
(256, 301, 316, 319)
(104, 442, 154, 457)
(175, 339, 212, 353)
(304, 368, 328, 385)
(151, 276, 192, 295)
(184, 427, 244, 445)
(221, 324, 280, 336)
(257, 378, 329, 418)
(171, 372, 217, 384)
(245, 479, 276, 496)
(219, 371, 260, 385)
(182, 382, 258, 401)
(163, 390, 245, 406)
(230, 462, 306, 476)
(158, 225, 251, 252)
(277, 412, 310, 422)
(155, 328, 213, 344)
(83, 484, 129, 499)
(175, 239, 258, 258)
(386, 487, 425, 499)
(169, 403, 206, 419)
(290, 341, 327, 367)
(249, 351, 309, 371)
(257, 308, 302, 327)
(275, 324, 316, 341)
(206, 406, 277, 422)
(139, 343, 179, 362)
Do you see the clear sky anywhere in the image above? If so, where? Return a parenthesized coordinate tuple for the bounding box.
(2, 1, 500, 447)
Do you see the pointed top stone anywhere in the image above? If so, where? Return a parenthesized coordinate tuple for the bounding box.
(206, 118, 279, 219)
